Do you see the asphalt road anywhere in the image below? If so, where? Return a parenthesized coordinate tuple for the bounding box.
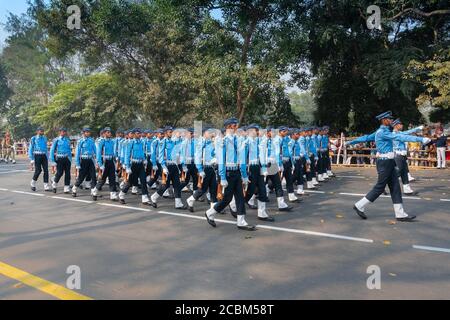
(0, 160, 449, 299)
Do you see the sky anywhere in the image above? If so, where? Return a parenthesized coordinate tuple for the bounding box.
(0, 0, 30, 48)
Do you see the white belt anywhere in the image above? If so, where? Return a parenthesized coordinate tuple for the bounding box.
(293, 156, 301, 160)
(56, 154, 69, 158)
(282, 157, 291, 162)
(131, 159, 143, 163)
(166, 160, 177, 165)
(394, 150, 407, 156)
(34, 151, 46, 155)
(226, 166, 239, 170)
(377, 152, 394, 159)
(185, 157, 194, 164)
(249, 160, 260, 165)
(103, 155, 114, 160)
(80, 155, 93, 159)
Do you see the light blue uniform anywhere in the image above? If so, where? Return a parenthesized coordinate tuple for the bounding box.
(75, 137, 96, 168)
(49, 136, 72, 163)
(28, 135, 48, 160)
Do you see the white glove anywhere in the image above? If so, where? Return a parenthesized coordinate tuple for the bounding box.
(152, 165, 158, 171)
(210, 158, 217, 165)
(76, 166, 81, 170)
(143, 160, 148, 166)
(199, 171, 206, 179)
(30, 160, 35, 165)
(126, 168, 132, 174)
(262, 170, 268, 178)
(100, 166, 105, 171)
(182, 166, 188, 173)
(422, 137, 431, 144)
(418, 125, 424, 130)
(242, 177, 250, 185)
(279, 166, 284, 173)
(220, 180, 228, 188)
(163, 168, 169, 175)
(306, 159, 311, 164)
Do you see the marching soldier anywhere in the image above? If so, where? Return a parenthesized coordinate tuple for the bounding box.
(49, 127, 72, 194)
(72, 127, 98, 199)
(29, 127, 51, 192)
(93, 127, 118, 201)
(353, 111, 430, 222)
(119, 128, 152, 205)
(180, 128, 199, 193)
(322, 126, 334, 177)
(392, 119, 423, 195)
(150, 126, 187, 209)
(242, 124, 274, 221)
(205, 118, 255, 230)
(278, 126, 300, 203)
(147, 128, 163, 189)
(291, 128, 306, 195)
(186, 126, 218, 212)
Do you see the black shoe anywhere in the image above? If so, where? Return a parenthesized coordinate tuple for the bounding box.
(119, 199, 126, 204)
(353, 205, 367, 220)
(72, 193, 77, 198)
(278, 206, 292, 212)
(289, 198, 303, 203)
(31, 187, 36, 192)
(149, 200, 157, 208)
(53, 188, 57, 194)
(258, 216, 275, 222)
(383, 191, 388, 195)
(92, 195, 97, 201)
(237, 225, 256, 231)
(175, 205, 187, 210)
(247, 203, 258, 210)
(205, 213, 216, 228)
(404, 191, 419, 196)
(230, 209, 237, 218)
(188, 205, 194, 213)
(396, 215, 416, 222)
(142, 201, 152, 206)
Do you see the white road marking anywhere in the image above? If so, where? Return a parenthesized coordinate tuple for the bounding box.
(403, 196, 422, 200)
(0, 170, 28, 174)
(0, 188, 8, 191)
(305, 190, 326, 194)
(440, 199, 450, 202)
(51, 196, 93, 204)
(337, 175, 366, 179)
(412, 245, 450, 254)
(256, 225, 374, 243)
(11, 190, 45, 197)
(339, 192, 365, 197)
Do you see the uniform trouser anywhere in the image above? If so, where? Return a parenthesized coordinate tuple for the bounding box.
(157, 164, 181, 198)
(214, 169, 246, 215)
(75, 159, 96, 188)
(306, 155, 316, 180)
(96, 160, 117, 192)
(3, 147, 15, 161)
(366, 159, 402, 204)
(180, 163, 198, 191)
(325, 149, 331, 171)
(293, 158, 305, 185)
(282, 161, 295, 193)
(147, 163, 162, 188)
(122, 162, 148, 195)
(245, 164, 269, 202)
(193, 166, 217, 202)
(319, 151, 328, 174)
(145, 156, 152, 176)
(33, 154, 49, 183)
(266, 171, 284, 197)
(437, 147, 446, 168)
(394, 155, 409, 185)
(54, 157, 71, 186)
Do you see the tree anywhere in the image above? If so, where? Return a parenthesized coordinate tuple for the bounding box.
(289, 91, 317, 125)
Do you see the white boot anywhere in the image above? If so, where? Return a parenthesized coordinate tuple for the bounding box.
(146, 176, 151, 183)
(355, 197, 371, 213)
(229, 196, 237, 212)
(312, 177, 319, 185)
(403, 184, 414, 194)
(288, 193, 298, 202)
(323, 172, 329, 179)
(142, 194, 150, 204)
(182, 186, 190, 192)
(408, 173, 415, 182)
(44, 183, 51, 191)
(52, 180, 57, 189)
(206, 207, 217, 221)
(163, 189, 170, 197)
(72, 185, 78, 194)
(187, 195, 195, 207)
(206, 192, 211, 202)
(237, 215, 249, 227)
(91, 187, 98, 198)
(318, 174, 325, 182)
(119, 181, 125, 189)
(327, 170, 333, 176)
(30, 179, 37, 190)
(210, 202, 216, 209)
(296, 185, 305, 195)
(119, 191, 126, 201)
(266, 185, 270, 194)
(132, 186, 138, 194)
(248, 194, 256, 207)
(151, 192, 160, 204)
(277, 196, 288, 209)
(257, 201, 269, 218)
(307, 181, 315, 189)
(393, 203, 408, 218)
(110, 192, 118, 200)
(175, 198, 185, 208)
(63, 186, 71, 193)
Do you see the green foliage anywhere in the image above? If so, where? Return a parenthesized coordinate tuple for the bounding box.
(289, 91, 317, 125)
